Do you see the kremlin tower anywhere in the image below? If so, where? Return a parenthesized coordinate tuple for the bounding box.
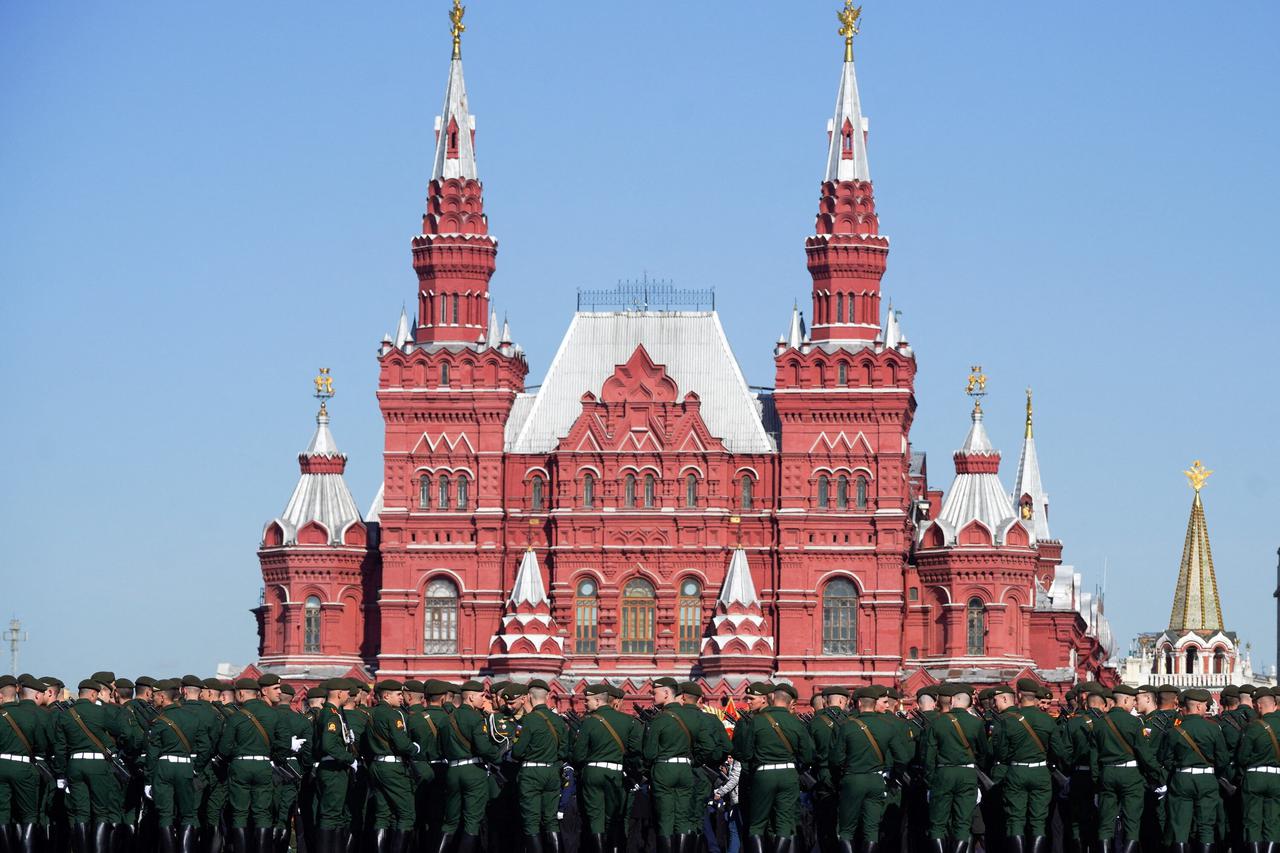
(251, 3, 1115, 700)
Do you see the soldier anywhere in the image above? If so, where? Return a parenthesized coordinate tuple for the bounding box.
(148, 678, 213, 853)
(217, 677, 287, 852)
(439, 680, 501, 853)
(51, 678, 128, 853)
(0, 674, 50, 852)
(828, 685, 911, 853)
(921, 683, 989, 853)
(91, 671, 145, 850)
(313, 680, 356, 853)
(737, 682, 815, 853)
(272, 681, 310, 853)
(418, 680, 454, 853)
(678, 682, 730, 844)
(511, 679, 570, 852)
(361, 679, 419, 853)
(642, 677, 700, 853)
(1158, 688, 1229, 850)
(809, 686, 850, 853)
(1234, 686, 1280, 849)
(990, 680, 1056, 853)
(342, 680, 375, 847)
(1239, 685, 1259, 721)
(485, 683, 523, 853)
(1087, 684, 1159, 853)
(572, 683, 639, 853)
(398, 680, 437, 853)
(733, 681, 774, 836)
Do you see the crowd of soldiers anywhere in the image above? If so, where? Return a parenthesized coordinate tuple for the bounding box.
(1, 670, 1278, 853)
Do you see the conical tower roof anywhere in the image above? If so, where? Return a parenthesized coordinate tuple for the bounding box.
(1168, 461, 1224, 632)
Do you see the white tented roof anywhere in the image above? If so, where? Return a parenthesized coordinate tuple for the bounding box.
(505, 311, 775, 454)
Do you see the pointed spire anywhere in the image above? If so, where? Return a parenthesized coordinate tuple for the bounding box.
(825, 2, 871, 183)
(500, 315, 511, 345)
(486, 308, 500, 348)
(699, 548, 774, 676)
(509, 548, 550, 606)
(432, 3, 477, 182)
(959, 404, 994, 454)
(393, 306, 413, 349)
(1012, 387, 1051, 540)
(719, 547, 761, 607)
(302, 403, 342, 458)
(786, 302, 807, 349)
(1168, 462, 1224, 632)
(882, 302, 904, 349)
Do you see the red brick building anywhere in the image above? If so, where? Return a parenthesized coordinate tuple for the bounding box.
(252, 24, 1113, 701)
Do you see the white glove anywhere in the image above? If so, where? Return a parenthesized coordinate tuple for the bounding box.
(412, 743, 421, 754)
(926, 790, 931, 803)
(56, 779, 67, 791)
(1153, 785, 1168, 797)
(556, 811, 564, 821)
(290, 736, 305, 753)
(976, 788, 983, 806)
(144, 785, 153, 800)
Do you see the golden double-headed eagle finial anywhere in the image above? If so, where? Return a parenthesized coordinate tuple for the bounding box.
(965, 365, 988, 413)
(1184, 459, 1213, 493)
(449, 0, 466, 60)
(837, 1, 862, 62)
(314, 368, 334, 412)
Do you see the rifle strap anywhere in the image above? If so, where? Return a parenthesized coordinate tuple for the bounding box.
(849, 717, 885, 767)
(1013, 713, 1048, 756)
(156, 713, 194, 755)
(448, 713, 473, 752)
(1102, 713, 1136, 758)
(762, 712, 796, 757)
(594, 714, 626, 755)
(422, 713, 439, 740)
(1256, 719, 1280, 764)
(0, 708, 35, 757)
(666, 710, 694, 754)
(533, 708, 560, 748)
(948, 714, 978, 762)
(238, 709, 272, 752)
(1176, 725, 1213, 767)
(67, 707, 116, 760)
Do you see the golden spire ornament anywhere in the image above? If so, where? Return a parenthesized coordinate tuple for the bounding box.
(1025, 386, 1034, 439)
(449, 0, 466, 60)
(837, 1, 862, 62)
(314, 367, 334, 413)
(1184, 459, 1213, 493)
(965, 364, 988, 412)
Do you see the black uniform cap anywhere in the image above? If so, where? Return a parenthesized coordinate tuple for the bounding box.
(375, 679, 403, 692)
(77, 679, 101, 691)
(1182, 688, 1212, 703)
(90, 671, 115, 686)
(280, 683, 296, 696)
(402, 680, 425, 695)
(916, 686, 940, 700)
(424, 679, 452, 697)
(652, 677, 680, 690)
(677, 682, 703, 698)
(115, 678, 135, 690)
(822, 686, 851, 698)
(0, 675, 17, 689)
(584, 684, 611, 696)
(458, 680, 485, 693)
(134, 676, 157, 688)
(773, 683, 798, 699)
(257, 674, 282, 687)
(40, 677, 63, 689)
(606, 685, 625, 700)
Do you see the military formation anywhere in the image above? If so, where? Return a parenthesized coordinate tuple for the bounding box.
(2, 671, 1279, 853)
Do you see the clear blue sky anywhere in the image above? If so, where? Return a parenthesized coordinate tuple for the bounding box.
(2, 2, 1277, 680)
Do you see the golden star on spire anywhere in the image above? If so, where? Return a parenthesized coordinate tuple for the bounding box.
(837, 1, 862, 62)
(449, 0, 466, 60)
(1184, 459, 1213, 493)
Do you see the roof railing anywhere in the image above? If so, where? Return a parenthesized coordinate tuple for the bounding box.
(577, 281, 715, 313)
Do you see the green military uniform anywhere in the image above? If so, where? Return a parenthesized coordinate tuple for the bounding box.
(1090, 688, 1160, 845)
(735, 684, 815, 841)
(344, 695, 374, 840)
(990, 686, 1056, 840)
(51, 683, 128, 834)
(272, 684, 310, 850)
(808, 687, 848, 852)
(643, 678, 711, 840)
(1157, 692, 1229, 844)
(921, 689, 989, 843)
(0, 676, 50, 834)
(400, 681, 440, 848)
(439, 682, 501, 841)
(418, 682, 455, 849)
(829, 687, 911, 844)
(511, 683, 570, 839)
(313, 689, 356, 840)
(1236, 689, 1280, 843)
(572, 684, 641, 846)
(675, 683, 729, 840)
(363, 681, 419, 840)
(904, 688, 941, 853)
(216, 679, 285, 838)
(146, 686, 213, 839)
(485, 684, 521, 851)
(730, 682, 772, 835)
(1050, 690, 1099, 849)
(201, 677, 236, 844)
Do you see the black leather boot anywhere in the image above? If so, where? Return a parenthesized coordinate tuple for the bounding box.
(744, 838, 764, 853)
(837, 842, 854, 853)
(1032, 838, 1050, 853)
(865, 842, 880, 853)
(671, 835, 688, 853)
(454, 836, 478, 853)
(18, 824, 38, 853)
(927, 840, 944, 853)
(92, 825, 112, 853)
(776, 838, 794, 853)
(523, 833, 544, 853)
(1169, 844, 1188, 853)
(1119, 841, 1138, 853)
(432, 833, 454, 853)
(68, 824, 89, 853)
(543, 831, 562, 853)
(1008, 837, 1025, 853)
(181, 826, 200, 853)
(954, 840, 971, 853)
(253, 827, 271, 853)
(158, 827, 178, 853)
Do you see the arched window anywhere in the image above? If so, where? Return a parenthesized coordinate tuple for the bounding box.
(740, 475, 754, 510)
(438, 295, 447, 325)
(966, 598, 986, 656)
(685, 473, 698, 508)
(643, 473, 656, 508)
(838, 363, 848, 385)
(418, 475, 432, 509)
(1186, 646, 1199, 674)
(1213, 648, 1226, 675)
(451, 294, 459, 324)
(837, 293, 845, 323)
(624, 474, 636, 508)
(440, 363, 450, 386)
(1163, 647, 1174, 675)
(582, 473, 595, 508)
(822, 578, 858, 655)
(620, 579, 656, 654)
(836, 475, 849, 510)
(423, 579, 459, 654)
(530, 475, 545, 511)
(303, 596, 322, 653)
(455, 474, 469, 510)
(678, 578, 702, 655)
(574, 578, 598, 655)
(437, 475, 450, 509)
(856, 476, 869, 509)
(817, 475, 830, 509)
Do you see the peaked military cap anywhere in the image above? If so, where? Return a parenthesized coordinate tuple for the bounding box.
(1137, 684, 1158, 695)
(402, 680, 425, 695)
(0, 675, 17, 689)
(90, 671, 116, 685)
(155, 678, 179, 691)
(773, 683, 798, 699)
(114, 678, 134, 690)
(822, 686, 851, 698)
(424, 679, 452, 697)
(678, 681, 703, 698)
(854, 685, 887, 700)
(1015, 678, 1040, 693)
(458, 680, 485, 693)
(135, 676, 157, 688)
(40, 677, 63, 689)
(502, 684, 529, 698)
(375, 679, 403, 692)
(1255, 686, 1274, 699)
(652, 677, 680, 690)
(258, 673, 282, 687)
(978, 687, 997, 701)
(1111, 684, 1137, 696)
(234, 677, 260, 691)
(177, 675, 200, 688)
(1220, 685, 1240, 699)
(585, 683, 611, 696)
(1036, 686, 1052, 699)
(916, 686, 940, 700)
(1156, 684, 1181, 696)
(349, 680, 370, 692)
(17, 675, 45, 691)
(489, 681, 512, 696)
(745, 682, 774, 696)
(77, 678, 101, 691)
(990, 685, 1014, 697)
(527, 678, 551, 691)
(606, 685, 625, 700)
(887, 688, 903, 700)
(1182, 688, 1212, 703)
(280, 683, 296, 695)
(1240, 684, 1258, 696)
